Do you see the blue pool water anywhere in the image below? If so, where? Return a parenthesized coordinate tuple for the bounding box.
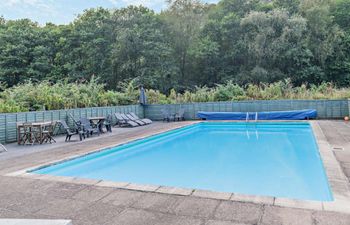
(34, 122, 333, 201)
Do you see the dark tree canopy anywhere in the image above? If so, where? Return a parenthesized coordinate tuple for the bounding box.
(0, 0, 350, 93)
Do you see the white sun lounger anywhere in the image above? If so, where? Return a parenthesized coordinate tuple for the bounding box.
(129, 112, 152, 124)
(114, 113, 139, 127)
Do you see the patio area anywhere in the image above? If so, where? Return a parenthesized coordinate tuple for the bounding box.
(0, 120, 350, 225)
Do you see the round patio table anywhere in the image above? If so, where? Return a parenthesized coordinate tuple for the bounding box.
(88, 117, 106, 133)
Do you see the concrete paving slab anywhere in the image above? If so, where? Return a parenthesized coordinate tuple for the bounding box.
(260, 206, 313, 225)
(192, 190, 232, 200)
(205, 220, 249, 225)
(4, 170, 27, 177)
(20, 173, 43, 179)
(0, 176, 36, 192)
(0, 208, 27, 218)
(323, 198, 350, 213)
(313, 211, 350, 225)
(69, 177, 101, 185)
(22, 213, 80, 222)
(334, 151, 350, 163)
(71, 186, 114, 202)
(214, 201, 262, 224)
(100, 189, 145, 207)
(173, 197, 220, 218)
(72, 202, 125, 225)
(0, 192, 52, 214)
(155, 186, 193, 196)
(124, 183, 160, 192)
(11, 179, 60, 196)
(155, 214, 203, 225)
(274, 197, 323, 211)
(325, 167, 347, 180)
(344, 167, 350, 179)
(43, 182, 89, 199)
(106, 208, 163, 225)
(132, 192, 184, 214)
(230, 193, 274, 205)
(0, 219, 72, 225)
(95, 180, 129, 188)
(329, 180, 350, 197)
(4, 194, 57, 214)
(36, 198, 89, 218)
(34, 174, 75, 183)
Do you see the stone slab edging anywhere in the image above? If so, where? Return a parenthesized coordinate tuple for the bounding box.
(309, 121, 350, 213)
(5, 121, 350, 214)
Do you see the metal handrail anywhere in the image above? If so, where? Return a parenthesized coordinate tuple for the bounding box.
(254, 112, 259, 139)
(245, 112, 249, 122)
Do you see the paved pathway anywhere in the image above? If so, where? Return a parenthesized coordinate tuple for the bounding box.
(318, 121, 350, 183)
(0, 121, 350, 225)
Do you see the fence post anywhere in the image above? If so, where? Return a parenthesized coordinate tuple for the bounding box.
(15, 113, 18, 143)
(4, 114, 7, 143)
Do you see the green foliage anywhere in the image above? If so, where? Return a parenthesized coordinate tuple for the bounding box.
(332, 0, 350, 31)
(0, 0, 350, 95)
(0, 78, 136, 113)
(214, 81, 245, 101)
(273, 0, 300, 14)
(1, 79, 350, 113)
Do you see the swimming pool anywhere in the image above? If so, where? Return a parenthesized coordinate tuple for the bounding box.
(33, 122, 333, 201)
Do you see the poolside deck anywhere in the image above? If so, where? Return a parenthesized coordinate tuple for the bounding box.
(0, 121, 350, 225)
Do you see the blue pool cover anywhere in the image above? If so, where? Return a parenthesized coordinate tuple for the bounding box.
(197, 109, 317, 120)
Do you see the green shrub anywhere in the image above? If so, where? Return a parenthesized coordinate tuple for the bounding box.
(1, 78, 349, 113)
(213, 81, 246, 101)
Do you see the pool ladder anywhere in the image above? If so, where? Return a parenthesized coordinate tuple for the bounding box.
(245, 112, 258, 122)
(245, 112, 259, 139)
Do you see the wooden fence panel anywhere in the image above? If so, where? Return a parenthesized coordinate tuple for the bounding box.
(1, 101, 348, 144)
(0, 105, 142, 144)
(144, 100, 349, 121)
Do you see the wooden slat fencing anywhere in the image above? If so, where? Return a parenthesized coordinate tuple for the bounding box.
(0, 105, 143, 144)
(144, 100, 349, 121)
(1, 100, 349, 144)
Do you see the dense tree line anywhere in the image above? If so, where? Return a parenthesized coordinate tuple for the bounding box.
(0, 0, 350, 93)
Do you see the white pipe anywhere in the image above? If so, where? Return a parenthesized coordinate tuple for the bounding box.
(0, 143, 7, 152)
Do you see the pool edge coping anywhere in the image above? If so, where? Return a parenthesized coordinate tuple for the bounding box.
(4, 120, 350, 214)
(308, 121, 350, 213)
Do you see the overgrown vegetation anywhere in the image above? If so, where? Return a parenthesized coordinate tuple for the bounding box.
(1, 79, 349, 113)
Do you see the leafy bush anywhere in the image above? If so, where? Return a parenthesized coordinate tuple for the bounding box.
(0, 78, 138, 113)
(1, 78, 350, 113)
(214, 81, 245, 101)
